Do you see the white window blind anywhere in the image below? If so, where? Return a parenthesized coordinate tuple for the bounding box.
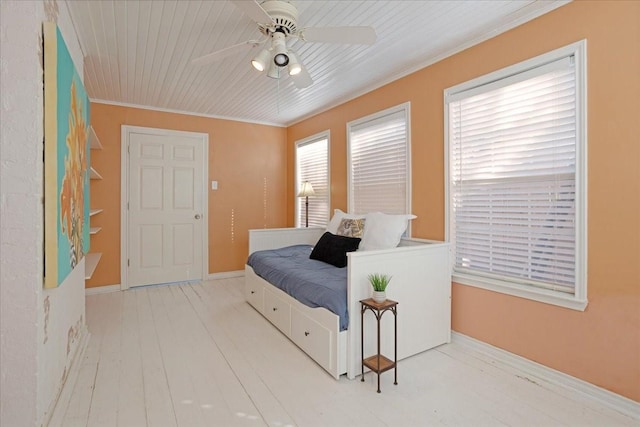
(296, 135, 329, 227)
(448, 55, 581, 295)
(348, 105, 410, 215)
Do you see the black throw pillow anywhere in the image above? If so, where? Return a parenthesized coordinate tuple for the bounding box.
(309, 232, 361, 268)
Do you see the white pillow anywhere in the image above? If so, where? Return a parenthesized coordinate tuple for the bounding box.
(359, 212, 417, 251)
(326, 209, 365, 234)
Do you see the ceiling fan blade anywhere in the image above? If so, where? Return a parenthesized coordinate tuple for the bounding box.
(300, 26, 377, 45)
(291, 63, 313, 89)
(191, 40, 260, 66)
(231, 0, 273, 25)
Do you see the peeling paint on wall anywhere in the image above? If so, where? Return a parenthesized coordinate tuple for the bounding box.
(38, 31, 44, 72)
(43, 295, 50, 344)
(66, 314, 82, 356)
(44, 0, 58, 23)
(60, 366, 67, 389)
(40, 1, 58, 75)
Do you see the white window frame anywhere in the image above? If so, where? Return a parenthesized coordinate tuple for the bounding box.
(295, 130, 330, 228)
(347, 102, 412, 224)
(444, 40, 587, 311)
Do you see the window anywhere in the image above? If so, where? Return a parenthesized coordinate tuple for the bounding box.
(295, 132, 330, 227)
(347, 103, 411, 216)
(445, 41, 587, 310)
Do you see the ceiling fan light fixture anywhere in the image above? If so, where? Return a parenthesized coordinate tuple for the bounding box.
(287, 51, 301, 75)
(251, 48, 271, 72)
(271, 31, 289, 67)
(192, 0, 378, 91)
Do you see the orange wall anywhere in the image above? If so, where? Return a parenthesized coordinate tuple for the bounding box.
(87, 103, 287, 288)
(287, 1, 640, 401)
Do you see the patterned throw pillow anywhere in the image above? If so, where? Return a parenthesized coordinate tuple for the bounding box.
(336, 218, 366, 238)
(326, 209, 364, 235)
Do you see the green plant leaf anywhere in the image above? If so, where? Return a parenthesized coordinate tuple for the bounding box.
(367, 273, 392, 291)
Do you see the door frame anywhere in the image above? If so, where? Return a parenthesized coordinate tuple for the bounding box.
(120, 125, 209, 290)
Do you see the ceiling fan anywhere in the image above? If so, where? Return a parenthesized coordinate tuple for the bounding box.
(191, 0, 377, 89)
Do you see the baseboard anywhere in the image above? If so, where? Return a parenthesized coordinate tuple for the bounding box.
(43, 326, 90, 427)
(85, 284, 121, 295)
(207, 270, 244, 280)
(451, 332, 640, 421)
(84, 274, 246, 293)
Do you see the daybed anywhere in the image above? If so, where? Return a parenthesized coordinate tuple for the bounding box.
(244, 221, 451, 380)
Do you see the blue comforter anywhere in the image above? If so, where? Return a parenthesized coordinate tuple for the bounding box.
(247, 245, 349, 330)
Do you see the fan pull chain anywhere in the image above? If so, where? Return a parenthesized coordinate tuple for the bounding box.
(276, 68, 281, 114)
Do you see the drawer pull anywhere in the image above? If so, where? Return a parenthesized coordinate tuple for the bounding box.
(250, 291, 255, 294)
(304, 331, 310, 336)
(272, 307, 278, 311)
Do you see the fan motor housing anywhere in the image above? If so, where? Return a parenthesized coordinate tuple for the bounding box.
(258, 0, 299, 36)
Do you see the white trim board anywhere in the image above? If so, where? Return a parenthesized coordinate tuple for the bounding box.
(73, 275, 245, 290)
(451, 332, 640, 421)
(91, 99, 285, 128)
(207, 270, 244, 280)
(85, 284, 121, 295)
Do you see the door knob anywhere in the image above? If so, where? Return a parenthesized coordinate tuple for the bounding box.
(195, 214, 201, 219)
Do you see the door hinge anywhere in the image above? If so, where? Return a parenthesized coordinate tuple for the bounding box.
(127, 259, 130, 267)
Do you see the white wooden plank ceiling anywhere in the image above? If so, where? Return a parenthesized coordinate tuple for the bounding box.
(65, 0, 569, 126)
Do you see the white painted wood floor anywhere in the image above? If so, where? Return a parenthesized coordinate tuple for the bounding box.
(50, 278, 636, 427)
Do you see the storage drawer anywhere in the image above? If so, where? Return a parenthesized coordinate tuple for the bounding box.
(263, 288, 291, 335)
(291, 307, 332, 370)
(245, 280, 263, 312)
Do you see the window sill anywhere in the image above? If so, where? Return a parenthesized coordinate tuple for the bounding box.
(452, 273, 588, 311)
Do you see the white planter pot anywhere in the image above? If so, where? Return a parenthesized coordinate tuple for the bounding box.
(372, 290, 386, 303)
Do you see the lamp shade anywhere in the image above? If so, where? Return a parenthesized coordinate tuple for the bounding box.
(251, 48, 271, 72)
(297, 181, 315, 197)
(288, 51, 302, 76)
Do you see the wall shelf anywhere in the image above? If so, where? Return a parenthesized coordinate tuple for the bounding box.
(90, 126, 103, 150)
(85, 252, 102, 280)
(90, 167, 103, 180)
(88, 125, 103, 285)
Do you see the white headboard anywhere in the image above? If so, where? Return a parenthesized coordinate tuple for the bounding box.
(248, 227, 325, 254)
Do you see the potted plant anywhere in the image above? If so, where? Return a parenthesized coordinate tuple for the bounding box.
(368, 273, 392, 303)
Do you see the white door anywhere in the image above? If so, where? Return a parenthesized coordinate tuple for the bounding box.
(125, 128, 207, 288)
